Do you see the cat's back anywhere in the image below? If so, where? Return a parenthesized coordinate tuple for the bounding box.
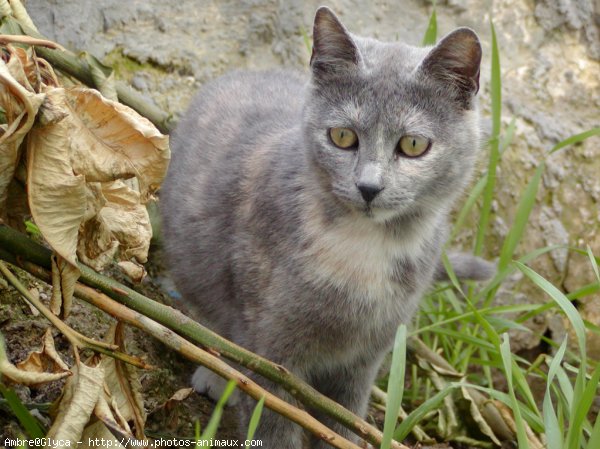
(160, 70, 306, 323)
(162, 70, 305, 203)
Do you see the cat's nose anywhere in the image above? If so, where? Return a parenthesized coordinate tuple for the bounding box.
(356, 182, 384, 203)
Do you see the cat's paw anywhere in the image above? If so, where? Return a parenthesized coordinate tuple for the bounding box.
(191, 366, 240, 406)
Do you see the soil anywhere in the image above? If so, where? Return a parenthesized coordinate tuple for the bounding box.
(0, 245, 239, 443)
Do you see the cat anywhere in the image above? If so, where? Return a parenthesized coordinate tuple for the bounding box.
(160, 6, 491, 448)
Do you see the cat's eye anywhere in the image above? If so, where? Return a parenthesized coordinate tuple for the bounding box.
(329, 127, 358, 149)
(397, 135, 431, 157)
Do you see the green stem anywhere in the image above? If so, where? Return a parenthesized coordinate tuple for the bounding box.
(1, 16, 174, 133)
(0, 224, 403, 449)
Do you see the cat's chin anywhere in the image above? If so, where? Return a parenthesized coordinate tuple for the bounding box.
(365, 206, 400, 223)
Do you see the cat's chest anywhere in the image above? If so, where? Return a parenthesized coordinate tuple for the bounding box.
(300, 213, 436, 305)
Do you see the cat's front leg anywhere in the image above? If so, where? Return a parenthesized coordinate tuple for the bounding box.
(308, 358, 382, 449)
(238, 377, 305, 449)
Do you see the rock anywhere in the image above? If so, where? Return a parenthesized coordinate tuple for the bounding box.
(26, 0, 600, 354)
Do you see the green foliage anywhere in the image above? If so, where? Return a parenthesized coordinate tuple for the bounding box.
(195, 380, 237, 446)
(0, 382, 45, 439)
(421, 5, 437, 46)
(378, 8, 600, 449)
(381, 325, 407, 449)
(245, 396, 265, 448)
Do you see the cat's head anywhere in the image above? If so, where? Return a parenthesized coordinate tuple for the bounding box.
(303, 7, 482, 223)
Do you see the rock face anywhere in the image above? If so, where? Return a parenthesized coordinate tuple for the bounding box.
(27, 0, 600, 354)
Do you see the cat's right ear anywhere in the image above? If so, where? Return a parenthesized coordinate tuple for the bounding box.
(419, 28, 482, 108)
(310, 7, 360, 78)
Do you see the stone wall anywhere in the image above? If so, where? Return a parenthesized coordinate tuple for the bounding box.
(26, 0, 600, 354)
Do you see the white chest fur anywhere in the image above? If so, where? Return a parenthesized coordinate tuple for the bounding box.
(301, 209, 436, 303)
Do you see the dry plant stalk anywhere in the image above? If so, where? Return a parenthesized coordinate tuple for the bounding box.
(12, 258, 370, 449)
(0, 224, 408, 449)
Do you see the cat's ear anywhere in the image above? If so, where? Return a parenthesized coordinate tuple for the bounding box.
(420, 28, 482, 106)
(310, 7, 360, 77)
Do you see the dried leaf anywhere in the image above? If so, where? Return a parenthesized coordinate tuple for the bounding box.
(50, 253, 80, 318)
(148, 387, 194, 432)
(117, 260, 146, 283)
(63, 86, 169, 202)
(0, 332, 70, 387)
(494, 400, 545, 449)
(0, 357, 69, 386)
(27, 89, 86, 267)
(79, 395, 137, 446)
(0, 54, 45, 211)
(95, 180, 152, 264)
(46, 361, 105, 443)
(25, 287, 40, 316)
(0, 328, 69, 386)
(461, 386, 502, 446)
(101, 323, 146, 438)
(26, 86, 169, 272)
(16, 328, 69, 373)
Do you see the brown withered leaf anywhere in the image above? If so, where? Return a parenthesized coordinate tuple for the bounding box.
(148, 387, 194, 432)
(117, 260, 146, 283)
(26, 86, 169, 273)
(63, 86, 170, 202)
(49, 253, 80, 318)
(96, 180, 152, 264)
(494, 400, 545, 449)
(46, 361, 105, 444)
(79, 395, 138, 448)
(100, 323, 146, 439)
(27, 88, 86, 267)
(78, 180, 152, 270)
(0, 329, 70, 386)
(0, 53, 45, 212)
(16, 328, 69, 374)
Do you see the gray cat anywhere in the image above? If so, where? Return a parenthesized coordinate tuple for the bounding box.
(161, 6, 492, 448)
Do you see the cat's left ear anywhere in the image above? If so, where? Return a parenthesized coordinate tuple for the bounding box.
(419, 28, 482, 106)
(310, 7, 360, 78)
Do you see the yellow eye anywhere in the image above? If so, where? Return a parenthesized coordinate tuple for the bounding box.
(329, 127, 358, 149)
(398, 135, 431, 157)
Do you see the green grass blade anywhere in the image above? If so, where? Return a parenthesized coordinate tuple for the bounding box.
(496, 163, 545, 274)
(245, 396, 265, 448)
(516, 261, 592, 448)
(566, 362, 600, 448)
(548, 127, 600, 155)
(199, 380, 237, 442)
(300, 26, 312, 54)
(450, 175, 487, 241)
(393, 383, 458, 441)
(381, 324, 407, 449)
(421, 6, 437, 46)
(588, 406, 600, 448)
(515, 262, 586, 353)
(586, 244, 600, 283)
(474, 20, 501, 256)
(499, 116, 517, 152)
(543, 337, 568, 449)
(0, 382, 45, 438)
(500, 334, 530, 449)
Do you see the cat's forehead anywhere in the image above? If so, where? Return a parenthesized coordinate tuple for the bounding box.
(353, 36, 428, 75)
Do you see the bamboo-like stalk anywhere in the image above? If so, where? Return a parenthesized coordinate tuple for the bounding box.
(12, 258, 364, 449)
(0, 260, 151, 369)
(0, 225, 409, 449)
